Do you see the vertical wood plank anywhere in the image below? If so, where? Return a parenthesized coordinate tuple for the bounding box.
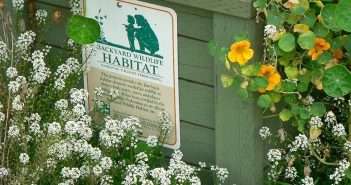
(213, 13, 264, 185)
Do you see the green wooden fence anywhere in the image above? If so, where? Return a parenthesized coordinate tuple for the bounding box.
(3, 0, 265, 184)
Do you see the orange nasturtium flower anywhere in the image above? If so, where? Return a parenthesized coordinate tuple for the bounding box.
(227, 40, 254, 66)
(307, 38, 330, 60)
(257, 65, 281, 93)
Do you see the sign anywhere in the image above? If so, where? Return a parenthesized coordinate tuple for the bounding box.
(83, 0, 180, 149)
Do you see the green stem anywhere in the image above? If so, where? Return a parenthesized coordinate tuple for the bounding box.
(310, 148, 338, 166)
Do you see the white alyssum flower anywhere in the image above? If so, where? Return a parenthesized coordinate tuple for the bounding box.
(70, 88, 88, 104)
(16, 31, 36, 52)
(325, 111, 337, 126)
(55, 78, 66, 90)
(330, 159, 350, 185)
(108, 89, 119, 99)
(66, 57, 80, 73)
(150, 168, 171, 185)
(35, 9, 48, 24)
(0, 41, 8, 61)
(12, 95, 23, 111)
(48, 141, 73, 160)
(55, 99, 68, 110)
(99, 119, 125, 148)
(259, 126, 272, 139)
(0, 167, 9, 178)
(87, 147, 102, 161)
(167, 150, 201, 184)
(79, 165, 91, 177)
(31, 50, 51, 84)
(70, 0, 82, 15)
(94, 87, 104, 98)
(289, 134, 309, 152)
(122, 162, 149, 185)
(267, 149, 282, 162)
(146, 135, 158, 147)
(29, 123, 41, 135)
(309, 116, 323, 129)
(47, 122, 62, 135)
(6, 67, 18, 78)
(101, 175, 114, 185)
(72, 139, 89, 154)
(158, 111, 172, 133)
(46, 158, 57, 169)
(100, 157, 113, 170)
(19, 153, 30, 164)
(211, 165, 229, 184)
(8, 125, 19, 137)
(67, 39, 75, 48)
(72, 104, 85, 117)
(264, 24, 277, 39)
(8, 81, 20, 94)
(285, 167, 297, 180)
(301, 176, 314, 185)
(16, 76, 27, 84)
(0, 112, 5, 122)
(199, 162, 206, 168)
(65, 121, 79, 135)
(92, 165, 103, 176)
(332, 123, 346, 137)
(26, 113, 41, 124)
(12, 0, 24, 11)
(305, 95, 315, 105)
(345, 141, 351, 152)
(61, 167, 81, 179)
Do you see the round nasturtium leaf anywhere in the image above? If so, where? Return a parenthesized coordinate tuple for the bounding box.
(317, 52, 332, 65)
(257, 94, 272, 108)
(299, 107, 311, 120)
(237, 89, 249, 100)
(322, 65, 351, 97)
(278, 33, 296, 52)
(255, 76, 268, 89)
(311, 102, 326, 117)
(321, 5, 341, 32)
(285, 66, 298, 79)
(267, 92, 281, 103)
(279, 109, 292, 122)
(294, 24, 309, 33)
(291, 0, 309, 15)
(297, 82, 308, 92)
(300, 11, 316, 28)
(67, 15, 101, 44)
(335, 0, 351, 32)
(314, 23, 329, 38)
(298, 31, 316, 49)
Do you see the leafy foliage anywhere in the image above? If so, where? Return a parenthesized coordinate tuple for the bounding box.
(210, 0, 351, 184)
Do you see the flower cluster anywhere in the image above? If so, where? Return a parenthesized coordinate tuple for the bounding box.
(36, 9, 48, 24)
(12, 0, 24, 11)
(330, 159, 350, 185)
(16, 31, 36, 53)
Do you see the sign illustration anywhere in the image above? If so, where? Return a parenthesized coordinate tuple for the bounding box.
(84, 0, 180, 149)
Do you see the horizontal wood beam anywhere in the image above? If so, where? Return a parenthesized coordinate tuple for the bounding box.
(165, 0, 255, 19)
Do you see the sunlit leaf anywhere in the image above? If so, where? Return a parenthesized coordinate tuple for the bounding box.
(322, 65, 351, 97)
(67, 15, 101, 44)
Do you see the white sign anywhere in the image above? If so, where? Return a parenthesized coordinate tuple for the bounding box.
(84, 0, 180, 149)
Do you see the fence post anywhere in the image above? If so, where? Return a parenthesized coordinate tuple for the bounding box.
(214, 12, 264, 185)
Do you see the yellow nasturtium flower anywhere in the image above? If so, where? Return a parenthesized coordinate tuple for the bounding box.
(307, 38, 330, 60)
(257, 65, 281, 93)
(227, 40, 254, 66)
